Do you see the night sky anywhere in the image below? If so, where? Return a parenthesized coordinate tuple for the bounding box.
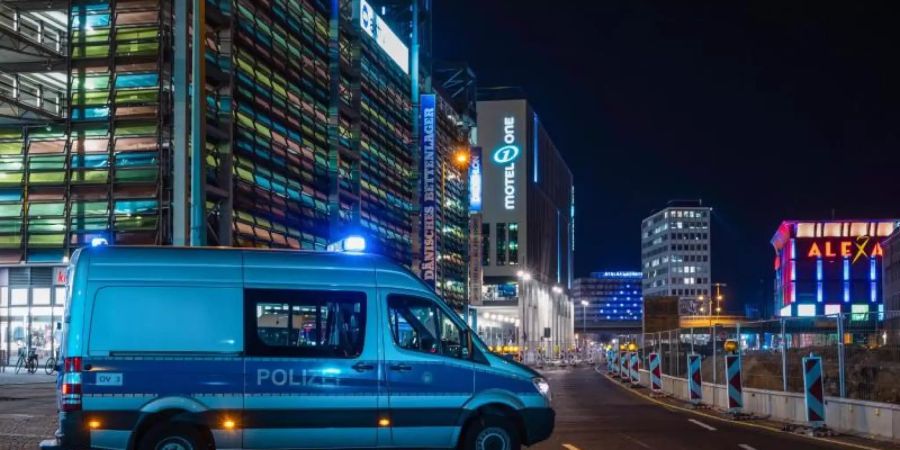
(432, 1, 900, 312)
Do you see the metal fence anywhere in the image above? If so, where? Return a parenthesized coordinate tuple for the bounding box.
(615, 311, 900, 404)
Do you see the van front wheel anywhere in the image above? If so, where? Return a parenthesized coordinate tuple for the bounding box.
(139, 424, 206, 450)
(461, 414, 521, 450)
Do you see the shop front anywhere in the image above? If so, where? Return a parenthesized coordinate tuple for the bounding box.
(0, 266, 67, 367)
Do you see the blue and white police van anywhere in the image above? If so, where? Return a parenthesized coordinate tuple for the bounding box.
(40, 244, 554, 450)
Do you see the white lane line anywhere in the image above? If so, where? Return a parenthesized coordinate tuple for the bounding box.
(738, 445, 757, 450)
(688, 418, 717, 431)
(622, 433, 653, 449)
(562, 444, 581, 450)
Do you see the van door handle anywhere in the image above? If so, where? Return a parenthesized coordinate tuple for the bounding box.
(389, 364, 412, 372)
(352, 362, 375, 372)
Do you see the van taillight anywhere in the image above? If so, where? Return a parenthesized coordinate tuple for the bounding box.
(61, 357, 82, 412)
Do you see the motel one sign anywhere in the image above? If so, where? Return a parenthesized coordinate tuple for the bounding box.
(492, 116, 520, 210)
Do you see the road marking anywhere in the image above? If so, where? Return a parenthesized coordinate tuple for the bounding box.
(688, 418, 717, 431)
(622, 433, 653, 449)
(600, 372, 883, 450)
(738, 445, 757, 450)
(562, 444, 581, 450)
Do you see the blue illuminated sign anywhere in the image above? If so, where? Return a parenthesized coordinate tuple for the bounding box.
(419, 94, 436, 288)
(492, 145, 520, 164)
(599, 271, 643, 278)
(469, 147, 482, 212)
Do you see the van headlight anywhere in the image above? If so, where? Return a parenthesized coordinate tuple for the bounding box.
(533, 377, 551, 401)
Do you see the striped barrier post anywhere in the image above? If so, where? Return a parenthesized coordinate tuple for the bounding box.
(611, 350, 619, 375)
(687, 353, 702, 405)
(619, 351, 628, 380)
(649, 352, 662, 394)
(803, 353, 826, 429)
(629, 352, 640, 386)
(725, 354, 743, 413)
(608, 350, 615, 372)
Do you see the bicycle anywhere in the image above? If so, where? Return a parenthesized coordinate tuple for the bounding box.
(15, 349, 39, 374)
(44, 352, 58, 375)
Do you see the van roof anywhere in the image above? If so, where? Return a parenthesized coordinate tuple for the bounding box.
(73, 246, 432, 294)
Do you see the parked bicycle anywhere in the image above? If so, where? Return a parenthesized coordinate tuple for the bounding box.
(14, 348, 39, 374)
(44, 350, 58, 375)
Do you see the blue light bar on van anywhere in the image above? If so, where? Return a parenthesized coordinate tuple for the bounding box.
(327, 236, 366, 252)
(91, 237, 108, 247)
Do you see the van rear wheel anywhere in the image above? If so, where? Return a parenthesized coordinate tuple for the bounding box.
(461, 414, 521, 450)
(139, 424, 205, 450)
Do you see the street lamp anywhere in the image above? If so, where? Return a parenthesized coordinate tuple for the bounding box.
(580, 300, 589, 345)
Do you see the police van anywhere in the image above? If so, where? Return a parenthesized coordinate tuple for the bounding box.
(41, 245, 554, 450)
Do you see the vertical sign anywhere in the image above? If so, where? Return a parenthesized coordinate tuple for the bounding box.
(649, 352, 662, 393)
(468, 214, 483, 306)
(468, 147, 482, 212)
(629, 352, 640, 386)
(687, 354, 702, 404)
(419, 94, 436, 288)
(803, 354, 826, 428)
(725, 354, 743, 412)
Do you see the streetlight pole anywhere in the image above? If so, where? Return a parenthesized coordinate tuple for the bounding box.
(581, 300, 588, 347)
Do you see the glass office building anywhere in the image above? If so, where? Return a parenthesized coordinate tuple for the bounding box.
(571, 271, 643, 333)
(0, 0, 473, 364)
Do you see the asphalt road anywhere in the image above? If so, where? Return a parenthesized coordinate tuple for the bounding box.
(0, 368, 882, 450)
(531, 366, 852, 450)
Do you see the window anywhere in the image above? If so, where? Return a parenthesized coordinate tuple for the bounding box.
(246, 289, 366, 358)
(496, 223, 507, 266)
(387, 295, 469, 360)
(508, 222, 519, 264)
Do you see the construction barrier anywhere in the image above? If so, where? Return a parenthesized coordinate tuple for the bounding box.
(648, 352, 662, 393)
(803, 353, 826, 428)
(629, 352, 640, 386)
(725, 354, 743, 413)
(687, 353, 702, 404)
(608, 350, 615, 373)
(619, 350, 628, 380)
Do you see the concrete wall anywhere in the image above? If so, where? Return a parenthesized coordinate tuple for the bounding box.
(637, 369, 900, 442)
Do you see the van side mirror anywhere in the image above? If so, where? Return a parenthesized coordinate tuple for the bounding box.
(462, 331, 473, 359)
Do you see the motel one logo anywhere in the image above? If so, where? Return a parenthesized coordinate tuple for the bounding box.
(493, 117, 520, 210)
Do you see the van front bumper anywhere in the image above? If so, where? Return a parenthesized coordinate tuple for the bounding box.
(521, 407, 555, 445)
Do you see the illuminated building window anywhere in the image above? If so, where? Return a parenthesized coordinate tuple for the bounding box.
(851, 304, 869, 321)
(824, 304, 841, 315)
(823, 222, 842, 237)
(876, 222, 896, 237)
(780, 305, 792, 317)
(850, 222, 868, 237)
(496, 223, 506, 266)
(797, 304, 816, 317)
(796, 223, 816, 238)
(508, 223, 518, 264)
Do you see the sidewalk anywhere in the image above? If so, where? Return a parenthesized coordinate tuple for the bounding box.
(0, 367, 56, 385)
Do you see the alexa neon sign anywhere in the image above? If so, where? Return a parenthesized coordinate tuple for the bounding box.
(806, 236, 883, 263)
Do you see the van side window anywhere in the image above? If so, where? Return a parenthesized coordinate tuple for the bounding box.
(387, 295, 468, 360)
(245, 289, 366, 358)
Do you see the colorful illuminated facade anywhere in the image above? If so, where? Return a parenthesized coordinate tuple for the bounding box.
(0, 0, 475, 364)
(771, 220, 900, 317)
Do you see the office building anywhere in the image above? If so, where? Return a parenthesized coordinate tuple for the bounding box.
(571, 271, 643, 335)
(883, 228, 900, 342)
(641, 200, 712, 315)
(771, 219, 899, 317)
(472, 90, 575, 352)
(0, 0, 475, 363)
